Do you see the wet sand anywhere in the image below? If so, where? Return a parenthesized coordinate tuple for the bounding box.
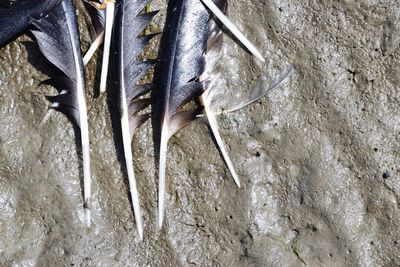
(0, 0, 398, 266)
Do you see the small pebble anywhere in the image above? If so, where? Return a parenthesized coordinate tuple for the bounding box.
(382, 170, 390, 179)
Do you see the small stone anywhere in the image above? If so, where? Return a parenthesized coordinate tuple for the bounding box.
(382, 171, 390, 179)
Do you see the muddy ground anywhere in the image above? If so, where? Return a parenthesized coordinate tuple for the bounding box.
(0, 0, 399, 266)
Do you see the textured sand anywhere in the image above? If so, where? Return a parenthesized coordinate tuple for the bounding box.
(0, 0, 399, 266)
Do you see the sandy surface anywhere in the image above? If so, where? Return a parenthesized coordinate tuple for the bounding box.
(0, 0, 399, 266)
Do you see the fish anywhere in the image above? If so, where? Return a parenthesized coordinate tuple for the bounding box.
(0, 0, 62, 46)
(29, 0, 92, 225)
(114, 0, 158, 239)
